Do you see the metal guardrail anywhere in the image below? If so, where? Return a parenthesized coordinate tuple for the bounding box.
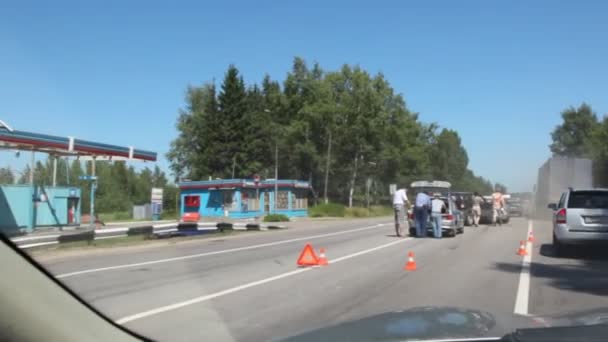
(12, 221, 287, 249)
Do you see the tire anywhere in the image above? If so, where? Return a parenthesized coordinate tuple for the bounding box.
(448, 229, 457, 237)
(553, 232, 564, 257)
(464, 215, 471, 226)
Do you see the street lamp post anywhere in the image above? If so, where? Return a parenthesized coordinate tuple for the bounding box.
(265, 109, 279, 213)
(274, 141, 278, 213)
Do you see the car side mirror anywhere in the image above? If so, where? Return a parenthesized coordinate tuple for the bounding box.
(547, 203, 557, 210)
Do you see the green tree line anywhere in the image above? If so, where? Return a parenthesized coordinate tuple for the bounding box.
(168, 57, 494, 206)
(0, 160, 179, 215)
(549, 103, 608, 186)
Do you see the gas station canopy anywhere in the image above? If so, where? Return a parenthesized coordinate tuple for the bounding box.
(0, 120, 156, 162)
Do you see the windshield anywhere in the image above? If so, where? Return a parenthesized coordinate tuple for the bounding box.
(2, 2, 608, 342)
(568, 191, 608, 209)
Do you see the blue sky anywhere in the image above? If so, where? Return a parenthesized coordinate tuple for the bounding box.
(1, 0, 607, 192)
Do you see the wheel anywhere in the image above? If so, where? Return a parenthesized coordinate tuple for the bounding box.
(464, 215, 471, 226)
(448, 229, 457, 237)
(553, 232, 564, 257)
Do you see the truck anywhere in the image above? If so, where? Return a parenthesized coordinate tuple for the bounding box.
(534, 157, 593, 216)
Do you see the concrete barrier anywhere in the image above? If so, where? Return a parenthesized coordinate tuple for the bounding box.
(217, 222, 233, 231)
(57, 230, 95, 243)
(246, 223, 261, 231)
(127, 226, 153, 236)
(14, 219, 285, 249)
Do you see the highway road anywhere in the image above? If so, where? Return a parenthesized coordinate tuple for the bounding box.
(37, 216, 608, 341)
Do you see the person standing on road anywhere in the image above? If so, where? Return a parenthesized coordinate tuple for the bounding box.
(454, 195, 464, 227)
(392, 187, 409, 237)
(431, 193, 446, 239)
(492, 187, 506, 226)
(414, 191, 431, 237)
(472, 192, 485, 227)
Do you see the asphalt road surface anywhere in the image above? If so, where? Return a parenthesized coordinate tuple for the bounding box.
(36, 216, 608, 341)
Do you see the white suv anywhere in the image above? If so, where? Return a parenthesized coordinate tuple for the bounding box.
(548, 188, 608, 256)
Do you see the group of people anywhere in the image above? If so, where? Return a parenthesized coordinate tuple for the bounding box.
(392, 188, 448, 239)
(392, 186, 507, 239)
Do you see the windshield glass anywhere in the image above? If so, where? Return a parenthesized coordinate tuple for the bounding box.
(568, 191, 608, 209)
(1, 2, 608, 342)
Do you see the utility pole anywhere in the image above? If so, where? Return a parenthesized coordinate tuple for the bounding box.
(274, 141, 278, 212)
(90, 157, 97, 229)
(323, 130, 332, 204)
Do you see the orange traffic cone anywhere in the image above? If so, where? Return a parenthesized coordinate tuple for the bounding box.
(528, 230, 535, 243)
(404, 252, 417, 271)
(517, 240, 528, 256)
(318, 248, 329, 266)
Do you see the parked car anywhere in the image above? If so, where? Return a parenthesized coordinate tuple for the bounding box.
(508, 198, 523, 217)
(479, 195, 510, 225)
(407, 180, 464, 237)
(452, 191, 474, 226)
(548, 188, 608, 256)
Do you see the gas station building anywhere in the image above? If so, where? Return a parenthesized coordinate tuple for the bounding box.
(0, 120, 156, 235)
(179, 179, 310, 219)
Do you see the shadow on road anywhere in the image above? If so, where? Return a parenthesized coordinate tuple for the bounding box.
(539, 243, 608, 260)
(493, 244, 608, 297)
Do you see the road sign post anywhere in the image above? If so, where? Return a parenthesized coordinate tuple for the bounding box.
(151, 188, 164, 221)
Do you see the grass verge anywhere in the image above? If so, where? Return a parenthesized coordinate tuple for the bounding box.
(310, 203, 392, 218)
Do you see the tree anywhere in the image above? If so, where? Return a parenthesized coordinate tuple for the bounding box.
(152, 165, 168, 188)
(217, 65, 249, 178)
(429, 129, 469, 183)
(550, 103, 598, 157)
(167, 58, 495, 206)
(494, 183, 508, 193)
(0, 167, 14, 184)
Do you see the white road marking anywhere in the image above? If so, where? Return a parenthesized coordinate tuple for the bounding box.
(514, 220, 533, 315)
(116, 237, 410, 324)
(417, 338, 501, 342)
(55, 223, 390, 279)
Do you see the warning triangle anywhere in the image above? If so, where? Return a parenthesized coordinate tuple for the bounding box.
(297, 243, 320, 266)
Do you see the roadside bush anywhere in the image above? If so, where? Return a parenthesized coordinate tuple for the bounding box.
(98, 211, 131, 222)
(344, 206, 393, 218)
(263, 214, 290, 222)
(345, 207, 369, 217)
(369, 205, 393, 216)
(161, 210, 178, 220)
(309, 203, 346, 217)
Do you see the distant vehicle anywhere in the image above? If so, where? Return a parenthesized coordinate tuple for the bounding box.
(479, 195, 510, 224)
(535, 157, 592, 215)
(507, 198, 523, 217)
(452, 192, 474, 226)
(408, 181, 464, 237)
(548, 188, 608, 256)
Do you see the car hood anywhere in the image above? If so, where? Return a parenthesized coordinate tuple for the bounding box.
(278, 306, 608, 341)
